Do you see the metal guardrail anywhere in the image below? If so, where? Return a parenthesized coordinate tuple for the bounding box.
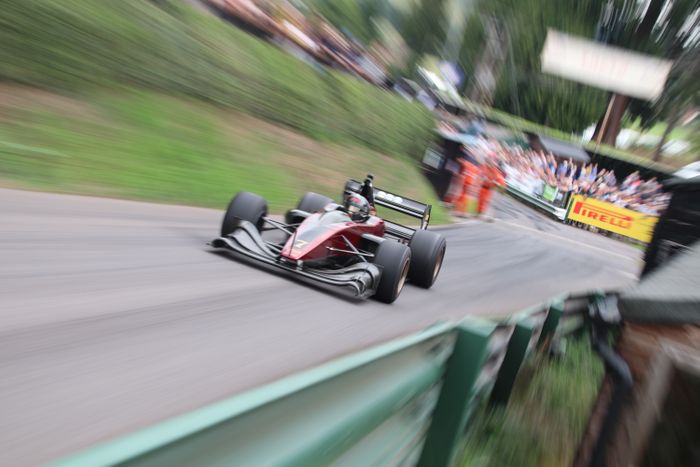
(557, 296, 591, 339)
(50, 294, 592, 467)
(505, 185, 568, 221)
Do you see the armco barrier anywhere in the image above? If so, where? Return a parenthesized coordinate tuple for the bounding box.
(505, 185, 568, 221)
(489, 320, 535, 406)
(50, 294, 591, 467)
(418, 320, 496, 467)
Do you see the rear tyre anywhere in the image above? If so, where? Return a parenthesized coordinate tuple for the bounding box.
(221, 192, 268, 236)
(408, 230, 446, 288)
(372, 241, 411, 304)
(297, 192, 333, 214)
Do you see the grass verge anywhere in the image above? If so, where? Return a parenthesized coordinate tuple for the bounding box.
(460, 336, 603, 467)
(0, 87, 448, 224)
(0, 0, 434, 159)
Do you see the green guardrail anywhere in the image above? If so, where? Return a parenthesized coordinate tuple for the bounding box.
(50, 293, 593, 467)
(505, 185, 568, 221)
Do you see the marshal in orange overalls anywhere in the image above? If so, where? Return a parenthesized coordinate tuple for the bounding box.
(454, 160, 481, 216)
(477, 164, 505, 215)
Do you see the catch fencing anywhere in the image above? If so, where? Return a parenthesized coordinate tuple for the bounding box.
(51, 293, 593, 467)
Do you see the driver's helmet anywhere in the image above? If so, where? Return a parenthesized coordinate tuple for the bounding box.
(344, 194, 370, 222)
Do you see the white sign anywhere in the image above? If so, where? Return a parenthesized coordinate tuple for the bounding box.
(541, 30, 673, 101)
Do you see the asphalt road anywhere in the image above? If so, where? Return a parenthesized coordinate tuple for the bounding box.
(0, 188, 641, 465)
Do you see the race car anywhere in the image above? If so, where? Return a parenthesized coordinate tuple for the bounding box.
(210, 175, 446, 303)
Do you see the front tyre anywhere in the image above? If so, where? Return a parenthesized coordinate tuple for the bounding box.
(372, 241, 411, 304)
(221, 192, 268, 236)
(408, 230, 446, 288)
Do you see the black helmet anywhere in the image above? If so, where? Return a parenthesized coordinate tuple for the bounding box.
(344, 194, 370, 221)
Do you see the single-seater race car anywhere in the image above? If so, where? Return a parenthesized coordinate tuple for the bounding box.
(210, 175, 446, 303)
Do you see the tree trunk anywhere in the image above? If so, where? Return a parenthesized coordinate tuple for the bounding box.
(592, 94, 630, 147)
(591, 0, 666, 147)
(468, 17, 506, 106)
(592, 108, 606, 142)
(653, 111, 681, 162)
(602, 94, 629, 145)
(637, 0, 665, 37)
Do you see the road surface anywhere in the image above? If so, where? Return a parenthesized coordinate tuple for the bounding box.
(0, 188, 641, 465)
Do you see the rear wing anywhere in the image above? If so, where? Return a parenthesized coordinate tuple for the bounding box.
(343, 179, 433, 233)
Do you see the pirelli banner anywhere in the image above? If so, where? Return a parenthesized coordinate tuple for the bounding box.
(566, 195, 659, 243)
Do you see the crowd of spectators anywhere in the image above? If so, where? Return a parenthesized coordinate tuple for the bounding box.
(436, 116, 670, 216)
(497, 146, 670, 216)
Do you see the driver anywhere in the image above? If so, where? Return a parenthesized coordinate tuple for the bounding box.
(360, 173, 377, 215)
(344, 194, 371, 222)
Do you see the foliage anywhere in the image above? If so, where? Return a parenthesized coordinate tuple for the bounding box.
(450, 0, 697, 134)
(0, 88, 448, 223)
(689, 119, 700, 161)
(308, 0, 379, 44)
(456, 14, 485, 79)
(0, 0, 434, 159)
(399, 0, 448, 71)
(607, 0, 700, 158)
(600, 0, 700, 130)
(460, 0, 610, 133)
(460, 336, 604, 467)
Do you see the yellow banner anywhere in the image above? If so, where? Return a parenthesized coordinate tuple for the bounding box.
(566, 195, 658, 243)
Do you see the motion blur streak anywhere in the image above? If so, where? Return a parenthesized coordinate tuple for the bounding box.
(0, 188, 639, 465)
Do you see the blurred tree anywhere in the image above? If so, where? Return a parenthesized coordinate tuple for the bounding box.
(634, 0, 699, 159)
(456, 13, 483, 78)
(649, 44, 700, 161)
(367, 0, 698, 139)
(462, 0, 610, 133)
(308, 0, 382, 44)
(399, 0, 449, 72)
(689, 121, 700, 162)
(591, 0, 699, 147)
(467, 16, 507, 106)
(450, 0, 699, 137)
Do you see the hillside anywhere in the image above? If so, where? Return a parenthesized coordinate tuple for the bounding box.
(0, 0, 444, 220)
(0, 86, 448, 223)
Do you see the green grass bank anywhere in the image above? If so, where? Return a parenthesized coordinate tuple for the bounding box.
(0, 0, 434, 159)
(0, 87, 448, 223)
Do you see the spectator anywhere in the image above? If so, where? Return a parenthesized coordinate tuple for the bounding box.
(589, 163, 598, 182)
(484, 142, 668, 216)
(446, 125, 669, 218)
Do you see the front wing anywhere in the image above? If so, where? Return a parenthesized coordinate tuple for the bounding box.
(209, 220, 381, 299)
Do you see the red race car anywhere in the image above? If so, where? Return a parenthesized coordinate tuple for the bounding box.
(210, 175, 446, 303)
